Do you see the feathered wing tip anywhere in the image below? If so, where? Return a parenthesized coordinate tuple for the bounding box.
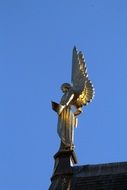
(73, 46, 86, 66)
(72, 46, 88, 93)
(73, 46, 77, 52)
(85, 80, 95, 104)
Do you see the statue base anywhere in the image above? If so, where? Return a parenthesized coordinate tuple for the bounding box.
(49, 148, 78, 189)
(51, 149, 77, 181)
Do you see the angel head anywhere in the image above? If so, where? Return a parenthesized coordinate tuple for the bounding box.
(61, 83, 71, 93)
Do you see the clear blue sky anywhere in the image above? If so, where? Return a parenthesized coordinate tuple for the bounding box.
(0, 0, 127, 189)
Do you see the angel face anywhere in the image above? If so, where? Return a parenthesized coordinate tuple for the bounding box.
(61, 83, 71, 93)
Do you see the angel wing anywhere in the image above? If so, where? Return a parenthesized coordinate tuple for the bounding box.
(76, 80, 94, 106)
(71, 47, 88, 93)
(71, 47, 94, 106)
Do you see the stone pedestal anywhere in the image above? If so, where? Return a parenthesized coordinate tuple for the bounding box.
(49, 150, 77, 190)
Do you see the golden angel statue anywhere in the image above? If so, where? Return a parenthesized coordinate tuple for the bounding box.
(52, 47, 94, 151)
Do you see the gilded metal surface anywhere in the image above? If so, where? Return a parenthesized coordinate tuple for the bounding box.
(52, 47, 94, 150)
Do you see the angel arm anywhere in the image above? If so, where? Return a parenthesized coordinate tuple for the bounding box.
(52, 90, 74, 115)
(60, 90, 74, 106)
(58, 90, 74, 114)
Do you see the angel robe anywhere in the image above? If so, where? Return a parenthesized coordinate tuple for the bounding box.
(57, 106, 77, 148)
(57, 91, 77, 148)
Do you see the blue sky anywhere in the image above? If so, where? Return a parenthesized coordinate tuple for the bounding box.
(0, 0, 127, 189)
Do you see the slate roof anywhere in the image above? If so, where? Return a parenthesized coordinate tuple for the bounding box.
(49, 161, 127, 190)
(72, 162, 127, 190)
